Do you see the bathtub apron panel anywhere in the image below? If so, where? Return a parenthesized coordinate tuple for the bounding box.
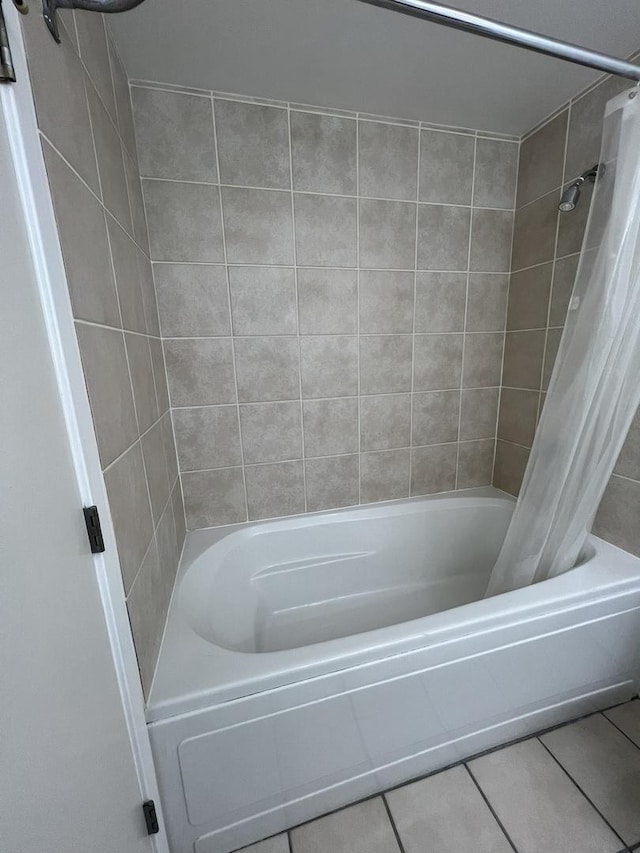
(146, 491, 640, 852)
(149, 603, 640, 853)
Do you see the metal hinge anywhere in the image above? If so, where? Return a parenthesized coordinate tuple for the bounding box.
(83, 506, 105, 554)
(142, 800, 159, 836)
(0, 0, 16, 82)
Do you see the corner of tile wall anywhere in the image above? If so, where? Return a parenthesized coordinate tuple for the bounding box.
(20, 10, 185, 696)
(496, 67, 640, 559)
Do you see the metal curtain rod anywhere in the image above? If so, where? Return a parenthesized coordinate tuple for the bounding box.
(356, 0, 640, 81)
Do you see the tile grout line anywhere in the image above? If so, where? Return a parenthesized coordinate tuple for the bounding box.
(95, 85, 165, 600)
(79, 16, 119, 149)
(105, 21, 137, 160)
(211, 93, 250, 524)
(601, 710, 640, 751)
(76, 17, 118, 138)
(149, 275, 185, 538)
(536, 736, 629, 850)
(131, 237, 162, 421)
(40, 109, 149, 262)
(495, 437, 534, 452)
(124, 527, 157, 602)
(144, 473, 185, 700)
(106, 304, 156, 556)
(493, 140, 519, 483)
(589, 718, 633, 853)
(356, 115, 362, 504)
(149, 260, 514, 274)
(507, 249, 580, 275)
(464, 764, 520, 853)
(606, 470, 640, 487)
(82, 53, 108, 231)
(144, 324, 163, 425)
(177, 439, 467, 474)
(149, 330, 517, 339)
(166, 388, 501, 407)
(130, 80, 518, 140)
(134, 88, 189, 545)
(125, 476, 179, 603)
(381, 793, 407, 853)
(407, 122, 421, 496)
(100, 404, 174, 474)
(137, 174, 515, 210)
(182, 483, 488, 531)
(166, 392, 504, 408)
(456, 133, 478, 489)
(538, 103, 568, 410)
(116, 70, 139, 243)
(514, 180, 563, 213)
(537, 100, 572, 421)
(287, 103, 308, 512)
(120, 73, 155, 266)
(231, 700, 638, 853)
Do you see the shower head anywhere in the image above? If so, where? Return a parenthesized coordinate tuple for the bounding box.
(558, 164, 601, 212)
(559, 182, 581, 212)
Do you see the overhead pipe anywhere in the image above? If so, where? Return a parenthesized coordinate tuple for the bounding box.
(42, 0, 145, 43)
(0, 0, 16, 81)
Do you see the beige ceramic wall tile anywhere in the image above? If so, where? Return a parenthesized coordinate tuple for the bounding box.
(131, 85, 520, 530)
(27, 18, 185, 695)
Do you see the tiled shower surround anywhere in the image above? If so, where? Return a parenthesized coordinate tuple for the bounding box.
(493, 66, 640, 557)
(20, 12, 185, 695)
(22, 5, 640, 699)
(131, 83, 519, 528)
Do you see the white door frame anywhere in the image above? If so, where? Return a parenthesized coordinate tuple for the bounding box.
(1, 6, 169, 850)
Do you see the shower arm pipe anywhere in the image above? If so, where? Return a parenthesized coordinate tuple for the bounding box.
(356, 0, 640, 82)
(42, 0, 145, 43)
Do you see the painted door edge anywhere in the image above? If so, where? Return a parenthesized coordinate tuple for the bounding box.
(0, 7, 169, 852)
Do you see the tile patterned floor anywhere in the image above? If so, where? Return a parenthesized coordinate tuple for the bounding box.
(235, 699, 640, 853)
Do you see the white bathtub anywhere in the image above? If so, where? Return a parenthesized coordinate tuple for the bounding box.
(148, 487, 640, 853)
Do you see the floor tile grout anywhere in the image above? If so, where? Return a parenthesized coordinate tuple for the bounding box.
(287, 700, 632, 837)
(381, 793, 408, 853)
(464, 763, 520, 853)
(233, 697, 639, 853)
(602, 709, 640, 751)
(536, 736, 629, 849)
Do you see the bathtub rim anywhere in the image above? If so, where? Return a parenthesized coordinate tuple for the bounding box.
(147, 487, 640, 723)
(180, 485, 512, 568)
(179, 486, 516, 652)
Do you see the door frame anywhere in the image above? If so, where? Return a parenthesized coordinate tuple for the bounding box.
(1, 6, 169, 850)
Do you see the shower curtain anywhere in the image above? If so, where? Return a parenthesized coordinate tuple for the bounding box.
(486, 85, 640, 597)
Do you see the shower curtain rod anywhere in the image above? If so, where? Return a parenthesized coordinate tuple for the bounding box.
(356, 0, 640, 81)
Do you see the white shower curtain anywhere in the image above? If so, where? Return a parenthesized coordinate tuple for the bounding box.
(486, 85, 640, 597)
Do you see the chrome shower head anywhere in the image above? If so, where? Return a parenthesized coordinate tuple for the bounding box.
(559, 182, 581, 212)
(558, 163, 601, 212)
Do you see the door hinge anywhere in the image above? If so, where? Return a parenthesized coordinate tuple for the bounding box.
(0, 0, 16, 83)
(83, 505, 105, 554)
(142, 800, 159, 836)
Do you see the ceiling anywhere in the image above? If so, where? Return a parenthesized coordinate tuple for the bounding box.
(110, 0, 640, 136)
